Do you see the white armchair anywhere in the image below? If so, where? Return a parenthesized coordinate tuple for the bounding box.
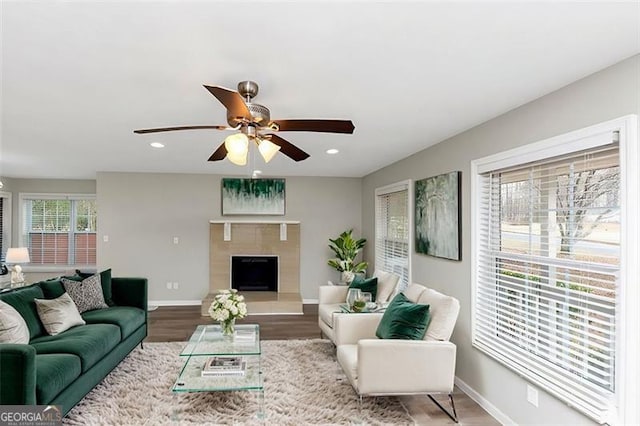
(318, 270, 400, 344)
(335, 283, 460, 422)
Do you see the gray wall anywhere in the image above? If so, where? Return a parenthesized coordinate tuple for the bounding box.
(97, 172, 362, 302)
(361, 55, 639, 424)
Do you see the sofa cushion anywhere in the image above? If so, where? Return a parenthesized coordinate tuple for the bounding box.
(348, 276, 378, 301)
(318, 303, 343, 329)
(30, 323, 121, 373)
(0, 300, 30, 344)
(34, 293, 86, 336)
(376, 293, 430, 340)
(35, 353, 82, 404)
(82, 306, 145, 339)
(373, 270, 400, 303)
(38, 278, 67, 299)
(73, 269, 114, 306)
(0, 285, 46, 339)
(417, 288, 460, 341)
(62, 276, 108, 313)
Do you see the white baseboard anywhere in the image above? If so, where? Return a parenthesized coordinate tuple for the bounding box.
(303, 298, 318, 304)
(148, 300, 202, 307)
(454, 376, 515, 425)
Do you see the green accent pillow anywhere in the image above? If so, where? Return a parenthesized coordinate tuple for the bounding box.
(348, 276, 378, 301)
(73, 269, 113, 306)
(376, 292, 431, 340)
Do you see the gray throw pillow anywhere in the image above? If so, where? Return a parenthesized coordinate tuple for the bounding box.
(34, 293, 86, 336)
(0, 300, 30, 344)
(61, 275, 108, 313)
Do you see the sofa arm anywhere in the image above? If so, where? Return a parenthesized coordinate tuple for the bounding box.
(111, 277, 148, 313)
(0, 344, 37, 405)
(356, 339, 456, 395)
(333, 313, 383, 345)
(319, 285, 349, 304)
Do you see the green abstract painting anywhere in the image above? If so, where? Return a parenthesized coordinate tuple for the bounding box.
(415, 171, 461, 260)
(222, 178, 285, 215)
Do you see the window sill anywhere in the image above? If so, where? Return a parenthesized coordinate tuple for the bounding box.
(22, 265, 95, 274)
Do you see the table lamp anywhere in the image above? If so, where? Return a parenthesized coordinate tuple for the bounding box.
(6, 247, 30, 285)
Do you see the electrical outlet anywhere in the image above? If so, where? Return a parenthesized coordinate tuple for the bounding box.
(527, 385, 539, 407)
(173, 282, 179, 290)
(166, 282, 172, 290)
(173, 236, 179, 245)
(103, 235, 109, 242)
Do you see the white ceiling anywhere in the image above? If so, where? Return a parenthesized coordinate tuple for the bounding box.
(1, 1, 639, 180)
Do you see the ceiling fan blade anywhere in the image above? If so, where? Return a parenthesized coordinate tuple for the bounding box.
(203, 85, 252, 120)
(267, 134, 310, 162)
(207, 142, 227, 161)
(268, 119, 355, 134)
(133, 125, 228, 134)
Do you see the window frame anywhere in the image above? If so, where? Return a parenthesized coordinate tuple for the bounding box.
(0, 191, 12, 261)
(18, 193, 97, 271)
(374, 180, 413, 292)
(470, 115, 638, 425)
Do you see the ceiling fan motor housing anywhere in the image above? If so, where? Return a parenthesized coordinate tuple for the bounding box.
(228, 102, 270, 126)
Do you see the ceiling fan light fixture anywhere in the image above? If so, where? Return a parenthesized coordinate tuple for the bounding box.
(227, 151, 248, 166)
(224, 133, 249, 165)
(224, 132, 249, 154)
(257, 139, 281, 163)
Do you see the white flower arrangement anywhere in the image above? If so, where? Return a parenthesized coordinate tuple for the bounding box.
(208, 289, 248, 324)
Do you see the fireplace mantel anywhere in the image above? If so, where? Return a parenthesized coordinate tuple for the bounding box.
(202, 221, 302, 315)
(209, 220, 301, 224)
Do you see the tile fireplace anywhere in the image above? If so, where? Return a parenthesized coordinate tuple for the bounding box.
(202, 221, 302, 315)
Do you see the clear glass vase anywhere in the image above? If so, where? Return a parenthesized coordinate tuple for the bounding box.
(220, 318, 235, 337)
(346, 288, 361, 309)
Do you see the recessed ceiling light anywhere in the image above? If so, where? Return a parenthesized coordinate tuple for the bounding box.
(150, 142, 165, 148)
(326, 149, 339, 155)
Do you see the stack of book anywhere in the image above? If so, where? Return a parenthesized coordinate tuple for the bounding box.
(201, 356, 246, 377)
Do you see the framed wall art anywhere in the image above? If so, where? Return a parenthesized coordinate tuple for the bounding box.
(221, 178, 286, 215)
(414, 171, 461, 261)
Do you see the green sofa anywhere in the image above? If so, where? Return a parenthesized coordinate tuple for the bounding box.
(0, 275, 147, 416)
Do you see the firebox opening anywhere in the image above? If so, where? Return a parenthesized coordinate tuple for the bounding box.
(231, 255, 278, 292)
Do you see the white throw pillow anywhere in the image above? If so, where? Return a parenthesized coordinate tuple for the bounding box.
(0, 300, 30, 344)
(34, 293, 86, 336)
(403, 283, 428, 303)
(373, 269, 400, 303)
(417, 288, 460, 341)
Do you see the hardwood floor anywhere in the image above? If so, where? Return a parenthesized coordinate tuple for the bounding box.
(147, 305, 499, 425)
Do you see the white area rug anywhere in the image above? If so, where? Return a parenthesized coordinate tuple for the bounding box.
(64, 339, 414, 425)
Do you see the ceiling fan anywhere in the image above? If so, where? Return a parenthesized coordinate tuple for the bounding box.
(133, 81, 355, 165)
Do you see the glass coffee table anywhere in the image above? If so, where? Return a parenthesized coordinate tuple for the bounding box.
(172, 324, 263, 418)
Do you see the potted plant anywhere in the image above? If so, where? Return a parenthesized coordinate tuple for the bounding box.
(327, 229, 368, 283)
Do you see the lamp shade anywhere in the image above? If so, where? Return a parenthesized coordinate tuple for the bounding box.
(227, 151, 248, 166)
(6, 247, 30, 264)
(258, 139, 281, 163)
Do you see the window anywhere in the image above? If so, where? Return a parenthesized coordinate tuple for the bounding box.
(0, 192, 11, 261)
(375, 181, 411, 291)
(20, 194, 97, 266)
(471, 116, 638, 424)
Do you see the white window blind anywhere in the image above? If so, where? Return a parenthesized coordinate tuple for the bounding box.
(20, 194, 97, 266)
(474, 142, 620, 423)
(0, 192, 11, 262)
(375, 181, 411, 291)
